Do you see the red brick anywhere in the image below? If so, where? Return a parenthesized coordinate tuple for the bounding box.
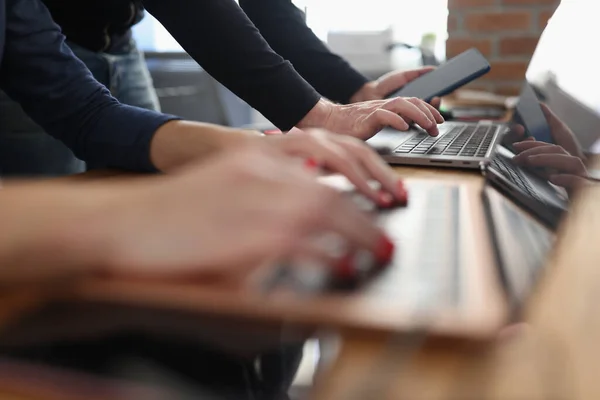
(503, 0, 557, 5)
(448, 0, 495, 9)
(464, 11, 532, 32)
(446, 38, 493, 58)
(539, 9, 556, 29)
(499, 36, 540, 56)
(487, 61, 529, 80)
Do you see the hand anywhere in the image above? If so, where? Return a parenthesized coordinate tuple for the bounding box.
(512, 141, 588, 191)
(100, 145, 394, 279)
(511, 103, 585, 160)
(350, 67, 442, 109)
(299, 98, 444, 141)
(267, 128, 406, 207)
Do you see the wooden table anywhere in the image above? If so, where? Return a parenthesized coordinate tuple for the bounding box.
(1, 161, 598, 399)
(312, 162, 600, 400)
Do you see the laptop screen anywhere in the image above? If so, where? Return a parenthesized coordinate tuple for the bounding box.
(513, 0, 600, 150)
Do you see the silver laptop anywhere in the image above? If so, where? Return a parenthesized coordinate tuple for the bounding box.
(367, 113, 507, 170)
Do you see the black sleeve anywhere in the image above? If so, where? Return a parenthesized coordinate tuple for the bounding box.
(142, 0, 321, 130)
(240, 0, 369, 104)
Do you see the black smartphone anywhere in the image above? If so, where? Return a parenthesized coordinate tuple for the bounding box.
(386, 48, 491, 101)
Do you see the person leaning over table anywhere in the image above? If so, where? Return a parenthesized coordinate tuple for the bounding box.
(0, 1, 405, 397)
(0, 0, 443, 176)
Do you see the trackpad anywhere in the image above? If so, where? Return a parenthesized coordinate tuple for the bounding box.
(366, 128, 415, 152)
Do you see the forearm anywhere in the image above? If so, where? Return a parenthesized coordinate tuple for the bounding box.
(142, 0, 322, 130)
(240, 0, 368, 104)
(0, 182, 132, 285)
(2, 0, 178, 172)
(149, 121, 263, 172)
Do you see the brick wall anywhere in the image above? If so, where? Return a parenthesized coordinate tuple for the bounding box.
(446, 0, 560, 96)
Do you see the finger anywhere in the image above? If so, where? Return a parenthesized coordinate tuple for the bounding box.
(527, 154, 587, 174)
(513, 144, 568, 161)
(508, 124, 527, 140)
(549, 174, 589, 190)
(384, 98, 437, 135)
(366, 108, 410, 133)
(376, 67, 435, 96)
(422, 100, 445, 123)
(289, 132, 382, 202)
(540, 103, 569, 139)
(407, 97, 437, 125)
(338, 138, 405, 200)
(512, 141, 553, 154)
(326, 195, 393, 262)
(430, 97, 442, 109)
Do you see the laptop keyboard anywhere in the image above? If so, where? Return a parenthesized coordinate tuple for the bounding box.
(491, 156, 545, 203)
(394, 125, 495, 158)
(364, 184, 462, 310)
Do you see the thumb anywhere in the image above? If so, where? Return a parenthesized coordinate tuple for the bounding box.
(540, 103, 570, 141)
(376, 67, 435, 97)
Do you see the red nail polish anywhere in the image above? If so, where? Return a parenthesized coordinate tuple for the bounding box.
(396, 180, 407, 199)
(304, 158, 319, 170)
(378, 192, 394, 207)
(334, 254, 356, 279)
(397, 191, 408, 207)
(264, 129, 282, 135)
(375, 236, 395, 264)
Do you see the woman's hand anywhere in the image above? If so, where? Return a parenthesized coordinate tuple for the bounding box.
(266, 128, 407, 207)
(101, 144, 394, 279)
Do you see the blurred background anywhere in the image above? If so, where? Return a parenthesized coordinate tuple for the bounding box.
(130, 0, 563, 129)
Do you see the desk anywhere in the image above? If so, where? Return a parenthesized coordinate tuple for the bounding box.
(312, 162, 600, 400)
(0, 162, 598, 399)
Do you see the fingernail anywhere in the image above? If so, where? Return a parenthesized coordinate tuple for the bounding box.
(375, 235, 395, 264)
(396, 180, 408, 199)
(396, 191, 408, 207)
(304, 158, 319, 170)
(513, 142, 526, 147)
(378, 192, 394, 207)
(334, 254, 356, 279)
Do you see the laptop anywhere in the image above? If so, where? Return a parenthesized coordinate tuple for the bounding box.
(482, 0, 600, 230)
(484, 83, 569, 230)
(367, 119, 507, 169)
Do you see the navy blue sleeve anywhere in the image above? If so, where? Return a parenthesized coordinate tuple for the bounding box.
(0, 0, 178, 172)
(143, 0, 321, 131)
(240, 0, 369, 104)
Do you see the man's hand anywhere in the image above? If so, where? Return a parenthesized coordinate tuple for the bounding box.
(349, 67, 442, 109)
(298, 97, 444, 141)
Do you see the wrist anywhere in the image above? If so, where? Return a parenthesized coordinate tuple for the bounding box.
(150, 120, 262, 172)
(297, 99, 335, 129)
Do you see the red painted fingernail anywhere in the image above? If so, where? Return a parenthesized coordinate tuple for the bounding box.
(264, 129, 282, 135)
(304, 158, 319, 169)
(396, 180, 407, 198)
(378, 192, 394, 207)
(375, 235, 395, 264)
(397, 191, 408, 206)
(334, 254, 356, 279)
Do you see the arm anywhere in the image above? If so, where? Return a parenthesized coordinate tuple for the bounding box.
(0, 180, 128, 285)
(0, 0, 176, 172)
(142, 0, 323, 130)
(240, 0, 369, 104)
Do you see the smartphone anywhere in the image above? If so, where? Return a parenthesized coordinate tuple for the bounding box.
(386, 48, 491, 101)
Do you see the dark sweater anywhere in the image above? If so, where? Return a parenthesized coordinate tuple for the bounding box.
(40, 0, 369, 130)
(1, 0, 176, 172)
